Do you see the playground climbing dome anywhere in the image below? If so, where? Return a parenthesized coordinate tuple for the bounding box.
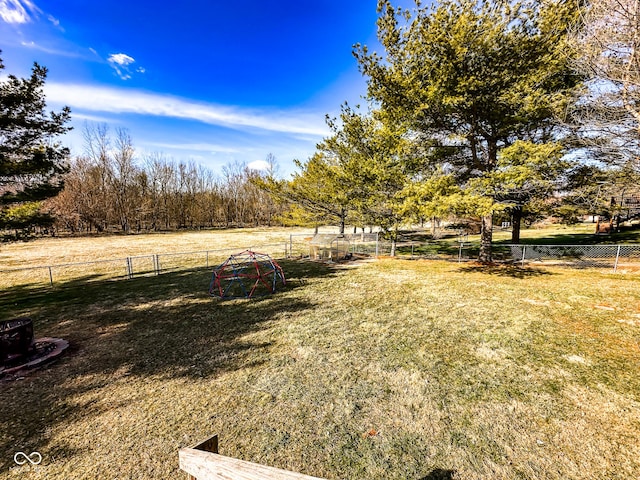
(208, 250, 286, 299)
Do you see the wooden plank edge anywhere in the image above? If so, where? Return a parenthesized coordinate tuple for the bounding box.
(178, 448, 326, 480)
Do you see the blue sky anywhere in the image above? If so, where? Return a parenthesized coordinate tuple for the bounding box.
(0, 0, 391, 176)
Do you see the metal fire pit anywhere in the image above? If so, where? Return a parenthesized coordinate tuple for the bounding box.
(0, 318, 35, 366)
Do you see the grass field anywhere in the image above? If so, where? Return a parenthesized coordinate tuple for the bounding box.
(398, 223, 640, 258)
(1, 228, 640, 479)
(0, 227, 312, 268)
(0, 228, 314, 290)
(2, 222, 639, 269)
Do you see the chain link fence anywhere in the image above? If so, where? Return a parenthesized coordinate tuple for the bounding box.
(0, 243, 290, 290)
(288, 232, 380, 258)
(3, 235, 640, 290)
(285, 235, 640, 273)
(506, 244, 640, 271)
(369, 238, 640, 272)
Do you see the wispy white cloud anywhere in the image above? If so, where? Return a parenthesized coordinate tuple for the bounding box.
(69, 112, 116, 124)
(46, 13, 63, 31)
(45, 83, 330, 137)
(19, 40, 82, 58)
(107, 53, 140, 80)
(146, 142, 241, 154)
(0, 0, 40, 24)
(108, 53, 134, 66)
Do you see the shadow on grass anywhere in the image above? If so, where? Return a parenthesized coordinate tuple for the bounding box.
(397, 242, 461, 257)
(419, 469, 456, 480)
(457, 263, 554, 278)
(0, 260, 331, 319)
(495, 227, 640, 246)
(0, 272, 132, 322)
(0, 259, 336, 471)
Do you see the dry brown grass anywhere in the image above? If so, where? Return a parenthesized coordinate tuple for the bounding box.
(0, 227, 313, 289)
(0, 227, 309, 267)
(1, 234, 639, 479)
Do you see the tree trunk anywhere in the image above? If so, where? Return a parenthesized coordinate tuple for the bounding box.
(389, 221, 400, 257)
(478, 214, 493, 263)
(511, 207, 522, 244)
(339, 208, 346, 234)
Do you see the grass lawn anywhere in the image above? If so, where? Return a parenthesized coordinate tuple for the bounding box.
(397, 223, 640, 259)
(1, 239, 639, 479)
(0, 227, 311, 269)
(0, 227, 315, 290)
(492, 223, 640, 245)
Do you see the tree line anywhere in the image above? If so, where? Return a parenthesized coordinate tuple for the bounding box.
(0, 56, 281, 238)
(48, 126, 282, 234)
(0, 52, 281, 238)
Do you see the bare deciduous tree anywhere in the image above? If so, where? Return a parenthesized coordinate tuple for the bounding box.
(576, 0, 640, 125)
(49, 124, 286, 233)
(568, 0, 640, 169)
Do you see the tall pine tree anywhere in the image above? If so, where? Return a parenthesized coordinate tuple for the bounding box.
(356, 0, 582, 260)
(0, 53, 71, 236)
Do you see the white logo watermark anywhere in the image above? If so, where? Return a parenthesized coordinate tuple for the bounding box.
(13, 452, 42, 466)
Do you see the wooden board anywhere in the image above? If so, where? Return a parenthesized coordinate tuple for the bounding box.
(179, 447, 326, 480)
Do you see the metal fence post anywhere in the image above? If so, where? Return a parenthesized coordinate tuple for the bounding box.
(6, 241, 640, 290)
(126, 257, 133, 279)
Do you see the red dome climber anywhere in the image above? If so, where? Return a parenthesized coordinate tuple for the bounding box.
(208, 250, 286, 299)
